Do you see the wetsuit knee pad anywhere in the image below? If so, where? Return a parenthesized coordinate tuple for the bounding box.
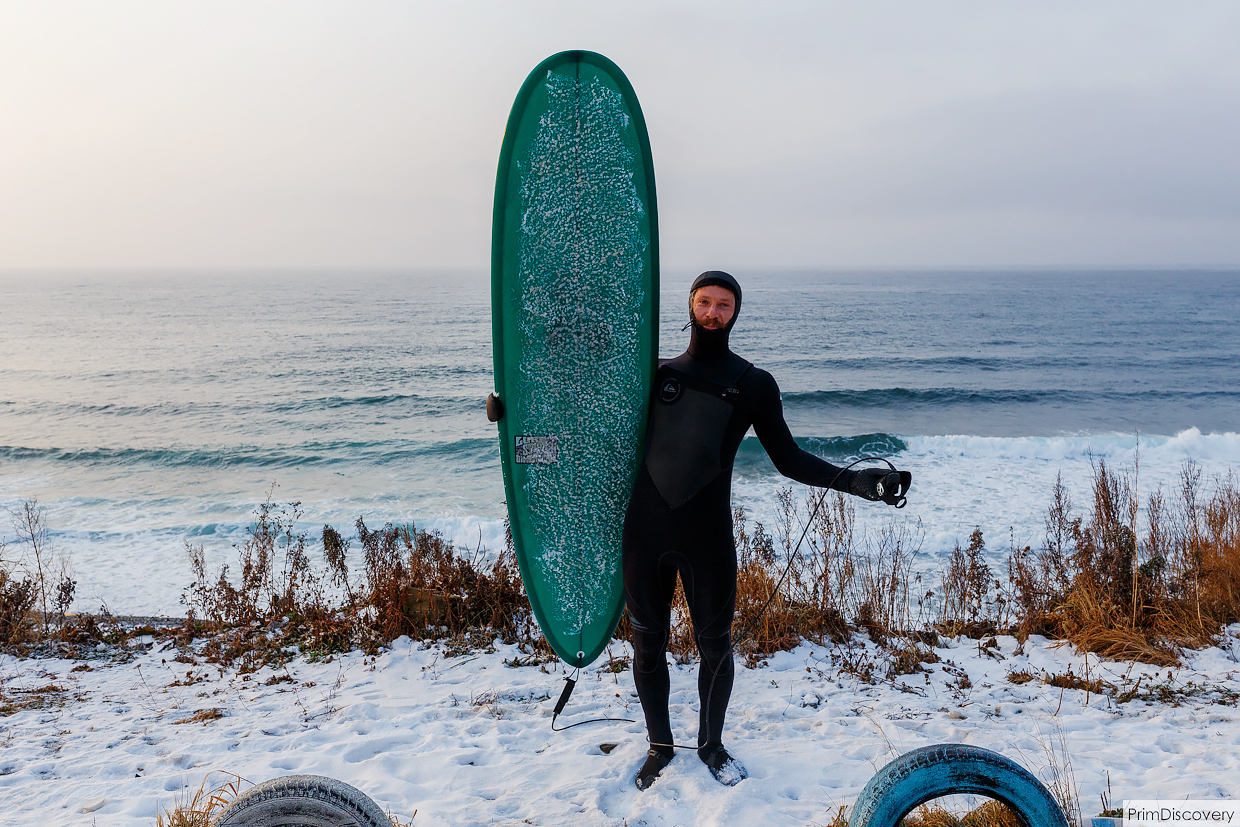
(632, 628, 669, 674)
(696, 631, 733, 671)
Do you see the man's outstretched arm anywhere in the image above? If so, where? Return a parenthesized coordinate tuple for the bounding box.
(747, 370, 910, 504)
(746, 370, 858, 493)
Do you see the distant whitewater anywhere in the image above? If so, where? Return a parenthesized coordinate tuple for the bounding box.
(1, 269, 1237, 615)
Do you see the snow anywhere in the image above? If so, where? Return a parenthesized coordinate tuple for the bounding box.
(3, 629, 1240, 826)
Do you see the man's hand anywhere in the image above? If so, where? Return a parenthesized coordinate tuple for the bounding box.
(849, 468, 912, 507)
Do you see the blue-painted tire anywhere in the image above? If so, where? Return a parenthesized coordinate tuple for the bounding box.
(849, 744, 1069, 827)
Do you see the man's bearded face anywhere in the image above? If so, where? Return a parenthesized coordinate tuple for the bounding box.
(691, 285, 736, 330)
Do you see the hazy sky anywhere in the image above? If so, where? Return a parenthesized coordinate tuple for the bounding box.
(2, 2, 1238, 270)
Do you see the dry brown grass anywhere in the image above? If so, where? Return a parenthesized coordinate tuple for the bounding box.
(0, 565, 37, 648)
(768, 490, 902, 647)
(1006, 668, 1037, 685)
(888, 637, 940, 675)
(1182, 466, 1240, 630)
(353, 518, 529, 649)
(656, 455, 1240, 671)
(821, 805, 851, 827)
(1007, 459, 1240, 665)
(1036, 720, 1083, 827)
(0, 681, 78, 716)
(900, 800, 1023, 827)
(939, 529, 1001, 638)
(1045, 670, 1110, 695)
(0, 499, 77, 651)
(172, 707, 226, 725)
(1053, 581, 1179, 666)
(787, 489, 924, 654)
(660, 488, 924, 666)
(178, 494, 538, 670)
(155, 773, 242, 827)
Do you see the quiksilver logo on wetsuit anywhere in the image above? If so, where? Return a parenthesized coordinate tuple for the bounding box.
(659, 377, 683, 404)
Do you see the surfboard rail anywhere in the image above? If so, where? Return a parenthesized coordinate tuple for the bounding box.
(491, 50, 659, 667)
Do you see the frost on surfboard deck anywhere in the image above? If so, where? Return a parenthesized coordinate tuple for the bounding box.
(491, 51, 659, 668)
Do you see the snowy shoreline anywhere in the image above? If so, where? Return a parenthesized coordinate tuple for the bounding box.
(3, 628, 1239, 827)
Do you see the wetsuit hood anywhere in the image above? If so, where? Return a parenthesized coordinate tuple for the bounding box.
(687, 270, 742, 359)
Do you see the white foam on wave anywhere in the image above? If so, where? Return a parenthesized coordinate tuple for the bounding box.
(7, 430, 1236, 617)
(907, 428, 1240, 465)
(733, 429, 1240, 574)
(422, 515, 509, 560)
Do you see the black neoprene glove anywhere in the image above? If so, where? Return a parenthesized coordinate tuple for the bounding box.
(849, 468, 912, 507)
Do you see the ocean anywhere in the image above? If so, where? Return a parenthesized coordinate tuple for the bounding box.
(1, 269, 1238, 616)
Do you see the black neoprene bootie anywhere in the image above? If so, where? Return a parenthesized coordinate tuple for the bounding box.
(635, 747, 674, 791)
(698, 743, 748, 786)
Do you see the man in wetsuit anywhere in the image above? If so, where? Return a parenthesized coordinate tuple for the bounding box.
(623, 270, 910, 790)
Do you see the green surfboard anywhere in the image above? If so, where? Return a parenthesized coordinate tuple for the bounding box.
(491, 51, 659, 668)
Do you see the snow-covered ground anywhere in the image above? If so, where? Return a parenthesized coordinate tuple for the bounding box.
(3, 629, 1240, 827)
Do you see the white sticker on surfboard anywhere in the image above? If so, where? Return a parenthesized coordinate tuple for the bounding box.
(515, 435, 559, 464)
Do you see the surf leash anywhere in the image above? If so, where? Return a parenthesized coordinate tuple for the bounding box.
(548, 455, 910, 744)
(549, 667, 637, 731)
(743, 456, 907, 638)
(645, 455, 909, 751)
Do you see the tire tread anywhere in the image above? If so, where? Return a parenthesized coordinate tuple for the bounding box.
(210, 774, 389, 827)
(848, 744, 1069, 827)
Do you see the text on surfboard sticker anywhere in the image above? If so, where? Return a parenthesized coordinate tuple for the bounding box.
(515, 435, 559, 464)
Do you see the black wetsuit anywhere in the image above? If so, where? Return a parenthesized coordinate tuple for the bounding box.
(621, 311, 859, 754)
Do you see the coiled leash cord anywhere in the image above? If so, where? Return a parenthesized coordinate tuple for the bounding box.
(550, 456, 910, 742)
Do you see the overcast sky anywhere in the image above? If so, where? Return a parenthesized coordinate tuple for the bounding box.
(2, 1, 1238, 270)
